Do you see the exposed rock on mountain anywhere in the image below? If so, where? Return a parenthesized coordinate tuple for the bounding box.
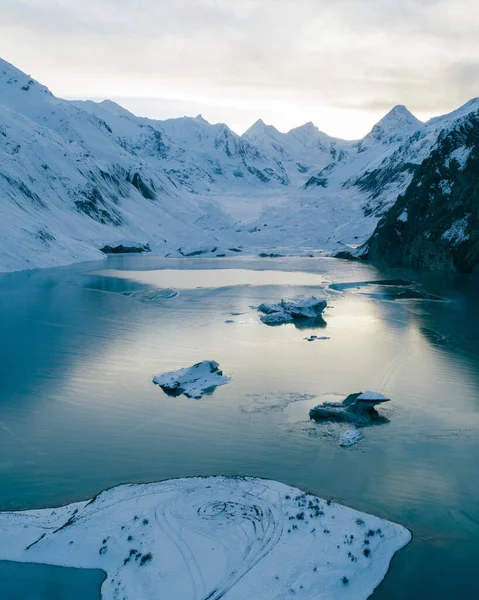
(363, 109, 479, 274)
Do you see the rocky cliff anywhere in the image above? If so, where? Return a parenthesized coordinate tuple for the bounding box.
(363, 111, 479, 274)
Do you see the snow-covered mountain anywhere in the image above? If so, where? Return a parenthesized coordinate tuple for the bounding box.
(357, 107, 479, 274)
(243, 118, 351, 185)
(1, 56, 478, 273)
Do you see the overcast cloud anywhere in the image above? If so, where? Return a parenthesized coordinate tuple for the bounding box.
(1, 0, 479, 137)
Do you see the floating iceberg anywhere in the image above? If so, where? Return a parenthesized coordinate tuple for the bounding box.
(339, 429, 364, 448)
(310, 391, 391, 425)
(153, 360, 230, 399)
(258, 297, 327, 326)
(0, 477, 411, 600)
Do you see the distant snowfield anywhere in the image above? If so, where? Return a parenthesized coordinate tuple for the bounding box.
(0, 477, 410, 600)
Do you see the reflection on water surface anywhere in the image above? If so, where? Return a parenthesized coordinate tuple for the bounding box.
(0, 255, 478, 599)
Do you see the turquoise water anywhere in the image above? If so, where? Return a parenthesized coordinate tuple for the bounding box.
(0, 255, 478, 598)
(0, 561, 104, 600)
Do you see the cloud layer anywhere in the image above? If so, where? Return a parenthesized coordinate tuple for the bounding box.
(2, 0, 478, 137)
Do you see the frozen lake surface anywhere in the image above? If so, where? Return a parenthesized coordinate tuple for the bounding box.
(0, 255, 478, 598)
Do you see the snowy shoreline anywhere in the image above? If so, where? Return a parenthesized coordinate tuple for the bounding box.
(0, 476, 410, 599)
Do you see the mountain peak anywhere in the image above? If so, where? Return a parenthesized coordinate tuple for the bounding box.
(98, 99, 135, 117)
(364, 105, 422, 145)
(0, 57, 51, 97)
(290, 121, 318, 133)
(376, 105, 422, 130)
(246, 118, 267, 132)
(243, 118, 281, 141)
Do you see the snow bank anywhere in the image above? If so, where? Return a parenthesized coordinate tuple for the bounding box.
(258, 297, 327, 325)
(0, 477, 411, 600)
(152, 360, 230, 399)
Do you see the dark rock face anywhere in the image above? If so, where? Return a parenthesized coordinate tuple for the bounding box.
(364, 112, 479, 274)
(127, 172, 156, 200)
(101, 243, 150, 254)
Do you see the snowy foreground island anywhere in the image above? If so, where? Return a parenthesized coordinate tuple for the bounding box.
(0, 477, 410, 599)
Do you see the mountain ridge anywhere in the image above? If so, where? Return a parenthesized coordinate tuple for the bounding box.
(1, 56, 478, 273)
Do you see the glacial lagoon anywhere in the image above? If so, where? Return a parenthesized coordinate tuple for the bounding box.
(0, 255, 478, 599)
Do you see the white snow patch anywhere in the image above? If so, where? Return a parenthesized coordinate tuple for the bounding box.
(446, 146, 472, 170)
(152, 360, 230, 399)
(442, 217, 470, 244)
(397, 209, 408, 223)
(0, 477, 411, 600)
(438, 180, 453, 195)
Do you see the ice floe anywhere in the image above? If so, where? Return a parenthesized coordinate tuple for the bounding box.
(258, 297, 327, 326)
(309, 391, 391, 425)
(0, 477, 411, 600)
(153, 360, 230, 399)
(339, 429, 364, 448)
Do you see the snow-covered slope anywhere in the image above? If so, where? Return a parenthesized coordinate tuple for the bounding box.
(75, 102, 290, 191)
(1, 56, 479, 272)
(0, 59, 247, 272)
(0, 477, 411, 600)
(243, 118, 351, 185)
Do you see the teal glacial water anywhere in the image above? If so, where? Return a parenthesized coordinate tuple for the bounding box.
(0, 255, 478, 599)
(0, 560, 104, 599)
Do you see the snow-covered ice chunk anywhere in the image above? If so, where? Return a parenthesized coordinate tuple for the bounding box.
(356, 391, 391, 409)
(310, 391, 391, 424)
(258, 297, 327, 325)
(357, 391, 390, 402)
(0, 477, 411, 600)
(282, 297, 328, 318)
(153, 360, 230, 399)
(260, 310, 295, 325)
(339, 429, 364, 448)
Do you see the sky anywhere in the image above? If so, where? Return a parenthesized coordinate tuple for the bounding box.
(1, 0, 479, 138)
